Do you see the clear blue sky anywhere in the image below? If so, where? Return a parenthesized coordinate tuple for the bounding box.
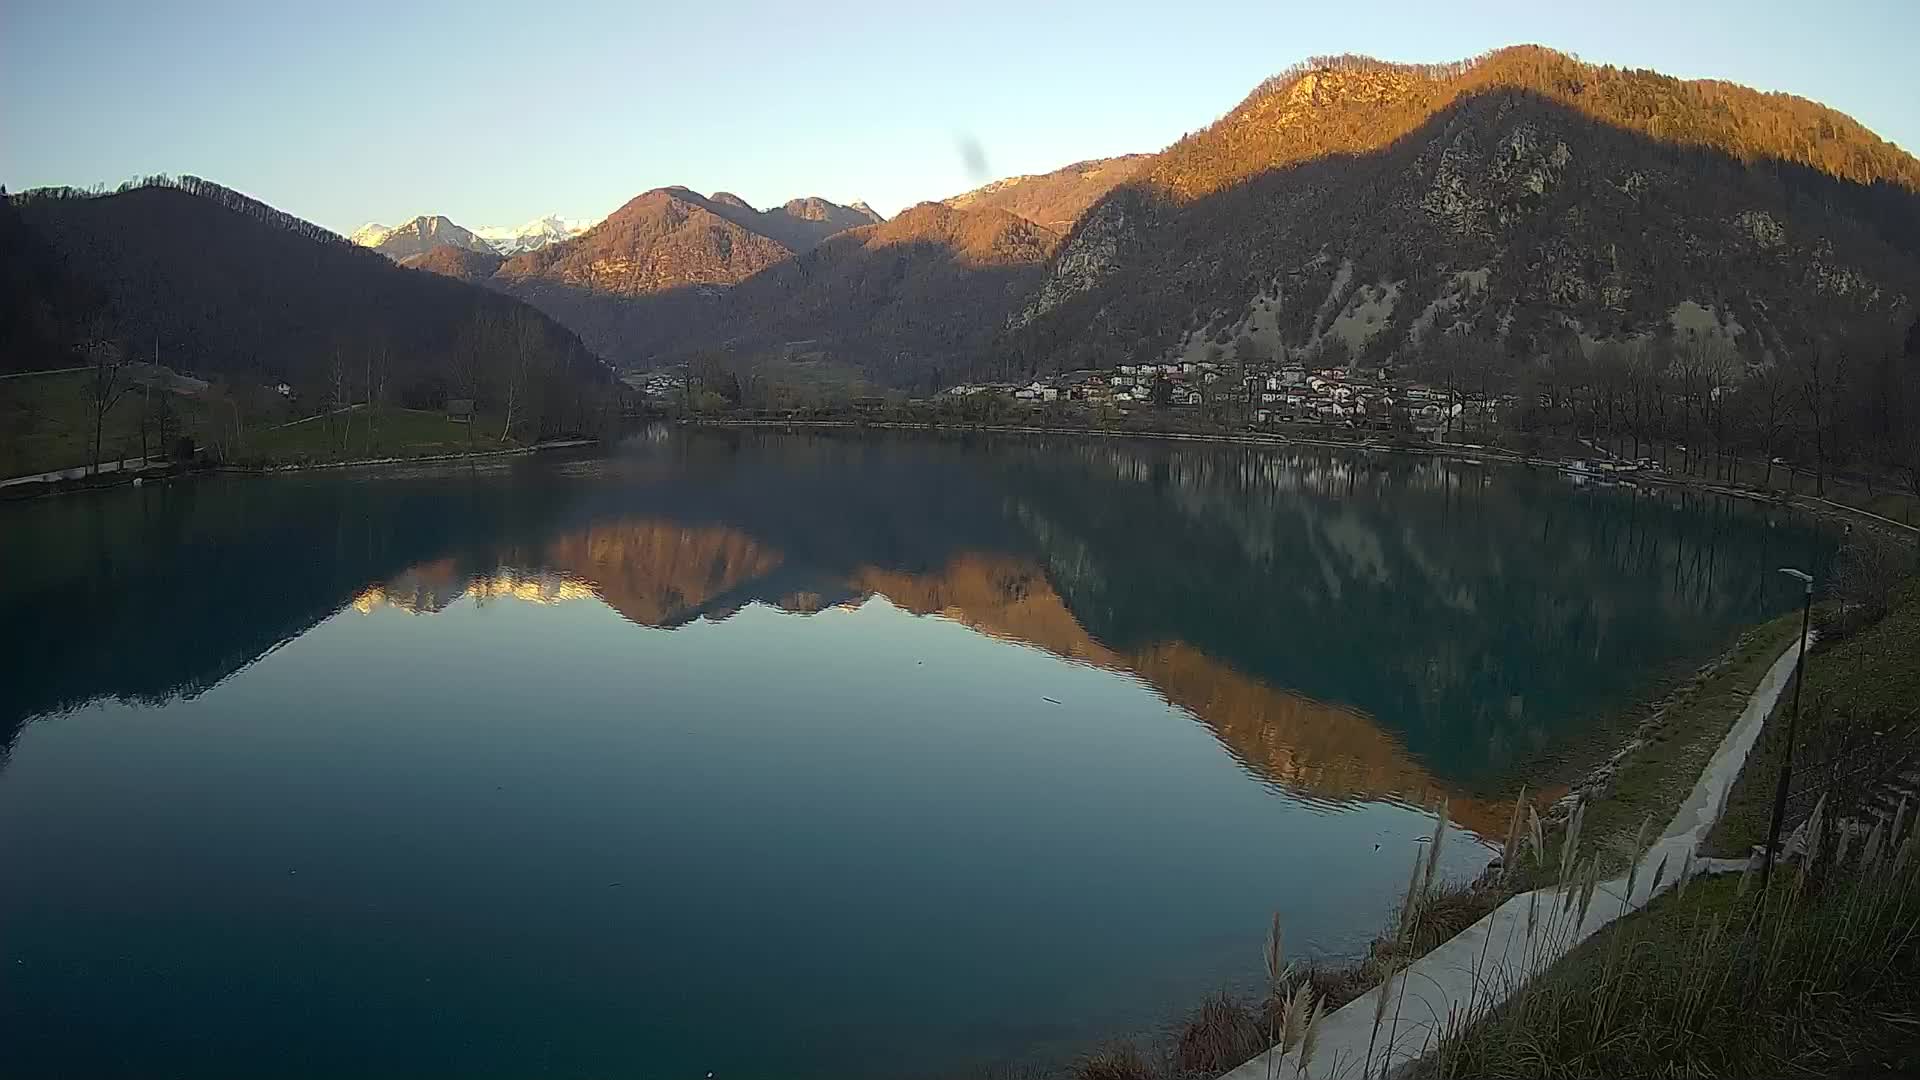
(5, 0, 1916, 234)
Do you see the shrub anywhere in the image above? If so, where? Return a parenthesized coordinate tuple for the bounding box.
(1815, 533, 1917, 643)
(1176, 993, 1264, 1072)
(1074, 1044, 1158, 1080)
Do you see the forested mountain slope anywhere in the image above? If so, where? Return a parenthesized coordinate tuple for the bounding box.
(494, 187, 796, 297)
(944, 155, 1152, 230)
(11, 178, 606, 410)
(1005, 46, 1920, 376)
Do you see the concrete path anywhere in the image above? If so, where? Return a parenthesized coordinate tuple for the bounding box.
(1220, 632, 1809, 1080)
(0, 455, 167, 488)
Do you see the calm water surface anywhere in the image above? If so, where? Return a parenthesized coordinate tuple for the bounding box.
(0, 430, 1830, 1078)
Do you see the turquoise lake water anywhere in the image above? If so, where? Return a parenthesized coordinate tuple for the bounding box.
(0, 430, 1830, 1078)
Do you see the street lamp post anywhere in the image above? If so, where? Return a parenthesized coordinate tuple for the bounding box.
(1761, 567, 1815, 889)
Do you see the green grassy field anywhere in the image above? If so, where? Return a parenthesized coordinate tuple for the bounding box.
(0, 370, 217, 478)
(1, 368, 525, 478)
(1711, 577, 1920, 857)
(239, 405, 511, 465)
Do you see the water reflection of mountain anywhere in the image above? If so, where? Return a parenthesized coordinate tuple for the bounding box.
(353, 562, 598, 614)
(847, 555, 1516, 835)
(1, 430, 1830, 793)
(341, 534, 1516, 832)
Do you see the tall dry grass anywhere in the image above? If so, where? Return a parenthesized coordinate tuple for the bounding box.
(1427, 797, 1920, 1078)
(1168, 797, 1528, 1080)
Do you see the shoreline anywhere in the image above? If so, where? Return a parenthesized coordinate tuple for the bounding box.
(686, 417, 1916, 537)
(214, 437, 600, 475)
(1, 439, 600, 502)
(1220, 632, 1811, 1080)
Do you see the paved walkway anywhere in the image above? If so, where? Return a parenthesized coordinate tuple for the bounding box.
(0, 455, 167, 488)
(1220, 632, 1810, 1080)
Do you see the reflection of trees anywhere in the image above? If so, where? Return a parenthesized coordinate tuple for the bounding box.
(992, 439, 1826, 782)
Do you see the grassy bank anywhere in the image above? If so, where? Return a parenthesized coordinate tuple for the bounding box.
(1024, 600, 1824, 1079)
(1424, 572, 1920, 1079)
(1422, 855, 1920, 1078)
(1569, 615, 1803, 872)
(1711, 575, 1920, 858)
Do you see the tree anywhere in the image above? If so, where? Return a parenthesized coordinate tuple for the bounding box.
(500, 308, 545, 445)
(1744, 363, 1794, 490)
(325, 347, 353, 455)
(82, 320, 133, 475)
(365, 336, 389, 455)
(687, 352, 742, 410)
(1791, 337, 1850, 497)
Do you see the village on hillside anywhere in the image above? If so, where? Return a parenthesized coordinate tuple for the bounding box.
(940, 359, 1505, 437)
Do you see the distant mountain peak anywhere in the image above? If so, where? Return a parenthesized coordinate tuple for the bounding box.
(709, 192, 756, 212)
(473, 214, 587, 254)
(779, 196, 838, 221)
(348, 222, 393, 247)
(350, 212, 586, 257)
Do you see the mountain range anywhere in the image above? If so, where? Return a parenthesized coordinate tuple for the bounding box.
(364, 46, 1919, 385)
(9, 44, 1919, 406)
(351, 214, 587, 258)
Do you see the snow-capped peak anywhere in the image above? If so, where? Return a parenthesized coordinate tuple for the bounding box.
(474, 215, 589, 254)
(348, 222, 394, 247)
(349, 214, 587, 256)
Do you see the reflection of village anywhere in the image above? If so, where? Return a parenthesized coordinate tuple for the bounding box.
(351, 520, 1514, 837)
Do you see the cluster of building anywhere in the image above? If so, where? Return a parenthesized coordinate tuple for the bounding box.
(943, 362, 1506, 432)
(624, 370, 686, 398)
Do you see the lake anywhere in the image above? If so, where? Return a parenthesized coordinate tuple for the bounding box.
(0, 429, 1830, 1079)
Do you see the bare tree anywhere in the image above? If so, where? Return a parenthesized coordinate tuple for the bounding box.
(1747, 362, 1794, 489)
(82, 320, 134, 476)
(325, 347, 353, 456)
(365, 337, 389, 456)
(1792, 338, 1849, 498)
(501, 307, 545, 445)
